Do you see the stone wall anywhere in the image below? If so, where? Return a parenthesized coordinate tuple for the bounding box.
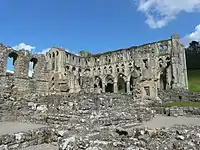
(0, 126, 57, 150)
(58, 125, 200, 150)
(164, 106, 200, 117)
(46, 34, 188, 97)
(158, 89, 200, 102)
(0, 44, 49, 97)
(0, 34, 188, 97)
(0, 93, 155, 126)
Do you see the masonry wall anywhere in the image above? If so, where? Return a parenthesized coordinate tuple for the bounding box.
(0, 34, 188, 98)
(0, 44, 49, 96)
(47, 34, 188, 98)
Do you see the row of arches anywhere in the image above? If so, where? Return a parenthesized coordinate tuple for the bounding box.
(93, 73, 136, 94)
(6, 52, 38, 77)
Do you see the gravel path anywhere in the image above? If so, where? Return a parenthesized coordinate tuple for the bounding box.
(19, 144, 58, 150)
(141, 115, 200, 128)
(0, 122, 45, 135)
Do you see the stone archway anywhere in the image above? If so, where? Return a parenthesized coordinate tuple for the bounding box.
(117, 73, 126, 93)
(130, 75, 135, 92)
(160, 69, 167, 90)
(105, 75, 114, 93)
(6, 52, 18, 74)
(94, 76, 102, 90)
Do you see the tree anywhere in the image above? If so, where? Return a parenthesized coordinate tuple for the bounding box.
(78, 50, 92, 57)
(186, 41, 200, 70)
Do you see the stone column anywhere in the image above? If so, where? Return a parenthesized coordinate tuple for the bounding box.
(114, 82, 118, 93)
(126, 81, 130, 93)
(102, 83, 105, 92)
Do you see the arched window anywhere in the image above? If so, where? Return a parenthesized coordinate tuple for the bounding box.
(72, 67, 76, 72)
(105, 75, 114, 93)
(6, 52, 18, 74)
(29, 58, 38, 77)
(52, 52, 55, 58)
(117, 74, 126, 93)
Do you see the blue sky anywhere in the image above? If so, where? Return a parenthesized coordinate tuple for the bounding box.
(1, 0, 200, 54)
(1, 0, 200, 74)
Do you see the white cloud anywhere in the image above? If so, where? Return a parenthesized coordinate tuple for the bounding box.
(12, 43, 36, 52)
(37, 48, 51, 54)
(135, 0, 200, 28)
(180, 24, 200, 47)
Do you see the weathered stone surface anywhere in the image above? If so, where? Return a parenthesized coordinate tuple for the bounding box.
(0, 35, 188, 98)
(58, 125, 200, 150)
(0, 35, 194, 150)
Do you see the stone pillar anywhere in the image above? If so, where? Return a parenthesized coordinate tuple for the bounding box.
(102, 83, 105, 92)
(114, 82, 118, 93)
(171, 34, 179, 89)
(182, 47, 188, 89)
(126, 81, 130, 93)
(166, 67, 172, 89)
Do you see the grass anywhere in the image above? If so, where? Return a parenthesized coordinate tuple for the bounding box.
(167, 101, 200, 107)
(165, 70, 200, 107)
(188, 70, 200, 92)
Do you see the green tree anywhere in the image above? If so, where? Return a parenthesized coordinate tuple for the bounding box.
(78, 50, 92, 57)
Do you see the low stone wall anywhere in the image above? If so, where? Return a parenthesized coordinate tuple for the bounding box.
(0, 126, 57, 150)
(0, 93, 156, 126)
(164, 106, 200, 117)
(58, 125, 200, 150)
(158, 89, 200, 102)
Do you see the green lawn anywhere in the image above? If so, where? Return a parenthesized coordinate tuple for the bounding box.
(188, 70, 200, 92)
(165, 70, 200, 107)
(167, 101, 200, 107)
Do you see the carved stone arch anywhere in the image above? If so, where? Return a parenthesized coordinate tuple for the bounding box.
(8, 51, 18, 65)
(128, 71, 138, 92)
(116, 64, 119, 73)
(165, 56, 171, 67)
(105, 75, 114, 93)
(108, 55, 111, 63)
(51, 52, 56, 70)
(117, 73, 127, 93)
(84, 68, 90, 76)
(108, 66, 112, 74)
(30, 58, 38, 70)
(6, 51, 19, 75)
(72, 66, 76, 72)
(104, 66, 107, 74)
(94, 76, 102, 89)
(121, 63, 125, 72)
(98, 67, 101, 74)
(56, 51, 59, 56)
(158, 58, 164, 68)
(29, 57, 38, 77)
(160, 69, 167, 90)
(52, 52, 55, 58)
(128, 61, 133, 72)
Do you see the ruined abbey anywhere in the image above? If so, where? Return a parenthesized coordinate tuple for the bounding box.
(2, 34, 200, 150)
(0, 34, 188, 98)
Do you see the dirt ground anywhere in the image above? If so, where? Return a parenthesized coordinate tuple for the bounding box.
(1, 115, 200, 150)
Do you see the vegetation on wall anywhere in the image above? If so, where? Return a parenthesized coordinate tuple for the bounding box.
(78, 50, 92, 57)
